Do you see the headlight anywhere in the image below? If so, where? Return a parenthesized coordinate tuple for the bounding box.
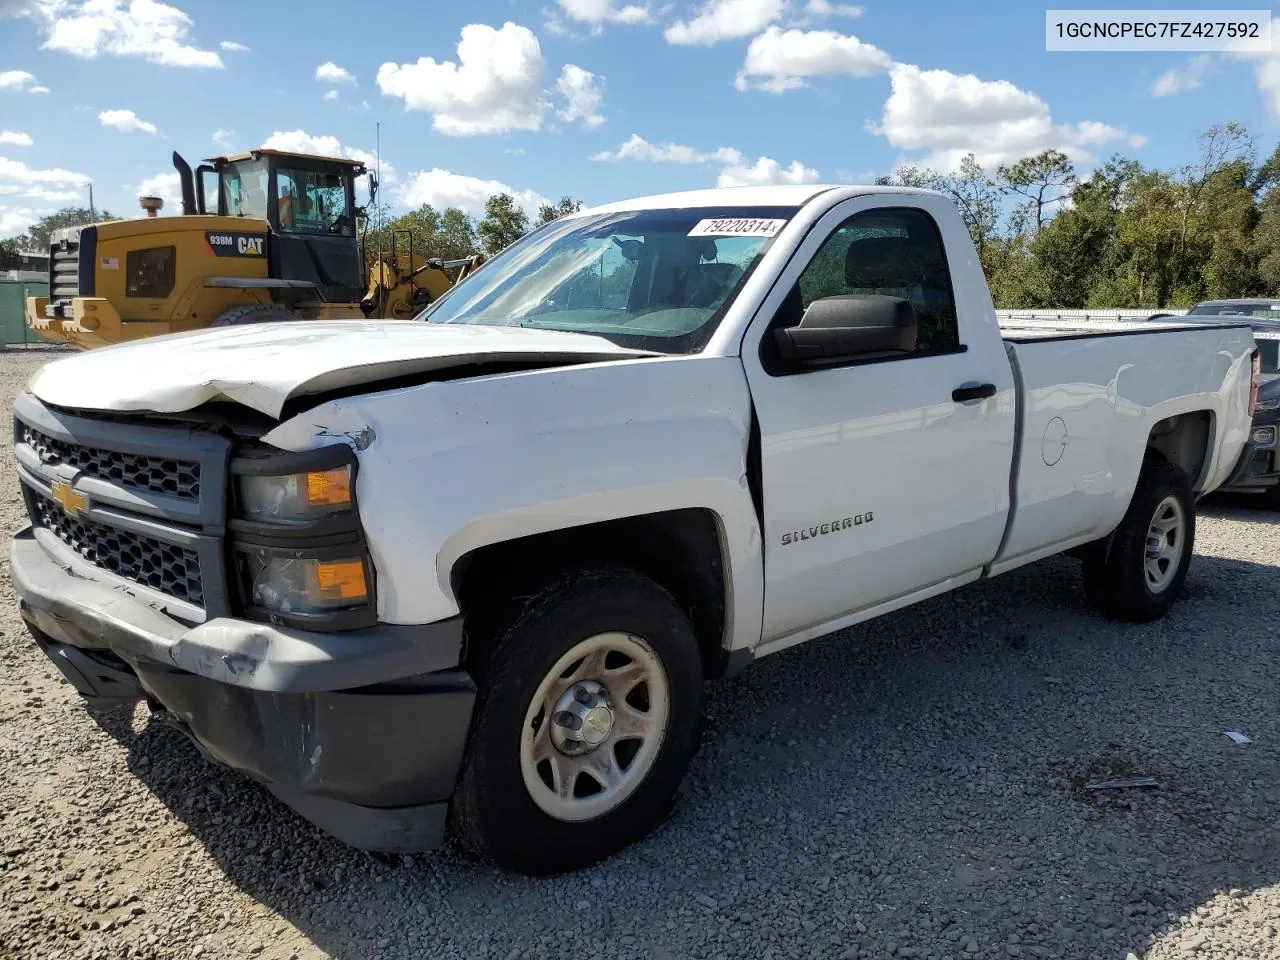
(230, 446, 375, 630)
(237, 547, 369, 618)
(1256, 397, 1280, 412)
(237, 465, 352, 522)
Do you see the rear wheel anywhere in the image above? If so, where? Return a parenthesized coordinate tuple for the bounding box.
(450, 570, 704, 874)
(1082, 458, 1195, 622)
(211, 305, 298, 326)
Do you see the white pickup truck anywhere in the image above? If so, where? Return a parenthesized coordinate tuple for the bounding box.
(10, 185, 1262, 874)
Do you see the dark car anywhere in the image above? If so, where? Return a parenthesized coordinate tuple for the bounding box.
(1151, 300, 1280, 505)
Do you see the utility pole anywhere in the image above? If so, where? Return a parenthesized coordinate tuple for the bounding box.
(375, 122, 383, 314)
(88, 183, 96, 220)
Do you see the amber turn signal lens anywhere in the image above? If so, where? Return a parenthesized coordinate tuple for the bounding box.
(311, 559, 367, 602)
(305, 467, 352, 507)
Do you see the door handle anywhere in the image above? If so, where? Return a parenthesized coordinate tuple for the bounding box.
(952, 382, 997, 403)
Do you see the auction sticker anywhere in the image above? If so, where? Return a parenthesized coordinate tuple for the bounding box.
(688, 218, 786, 238)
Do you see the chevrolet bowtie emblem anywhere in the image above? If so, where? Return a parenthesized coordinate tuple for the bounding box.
(50, 479, 88, 518)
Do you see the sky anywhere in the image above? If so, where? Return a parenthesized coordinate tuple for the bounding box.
(2, 0, 1280, 239)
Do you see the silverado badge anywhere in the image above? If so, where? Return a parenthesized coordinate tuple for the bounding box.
(50, 479, 88, 519)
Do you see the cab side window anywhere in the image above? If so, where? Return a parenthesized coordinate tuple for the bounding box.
(772, 207, 960, 356)
(276, 168, 353, 236)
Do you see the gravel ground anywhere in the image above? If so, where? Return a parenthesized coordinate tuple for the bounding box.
(2, 347, 1280, 960)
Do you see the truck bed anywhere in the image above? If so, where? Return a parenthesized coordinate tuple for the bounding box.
(990, 317, 1256, 576)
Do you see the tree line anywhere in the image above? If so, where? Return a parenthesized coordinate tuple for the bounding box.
(0, 206, 119, 268)
(0, 195, 582, 270)
(880, 122, 1280, 309)
(6, 123, 1280, 310)
(362, 195, 583, 263)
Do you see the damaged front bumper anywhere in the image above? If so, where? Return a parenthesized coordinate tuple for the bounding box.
(11, 528, 475, 853)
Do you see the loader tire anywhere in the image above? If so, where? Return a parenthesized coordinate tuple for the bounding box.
(1082, 458, 1195, 622)
(211, 305, 299, 327)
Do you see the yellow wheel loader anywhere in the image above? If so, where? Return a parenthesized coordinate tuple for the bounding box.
(25, 148, 484, 349)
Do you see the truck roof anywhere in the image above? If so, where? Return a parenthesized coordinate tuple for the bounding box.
(575, 184, 947, 216)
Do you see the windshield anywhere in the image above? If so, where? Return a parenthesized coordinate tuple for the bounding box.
(420, 206, 798, 353)
(221, 160, 268, 219)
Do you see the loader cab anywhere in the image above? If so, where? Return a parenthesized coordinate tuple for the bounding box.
(197, 149, 367, 303)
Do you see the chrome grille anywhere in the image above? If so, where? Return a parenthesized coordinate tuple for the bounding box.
(31, 491, 204, 606)
(21, 424, 201, 500)
(50, 241, 79, 299)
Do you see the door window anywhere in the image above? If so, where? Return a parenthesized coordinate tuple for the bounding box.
(277, 167, 353, 235)
(774, 207, 961, 356)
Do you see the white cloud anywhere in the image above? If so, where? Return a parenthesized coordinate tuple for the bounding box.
(211, 128, 234, 149)
(553, 0, 651, 30)
(556, 64, 605, 128)
(397, 167, 549, 217)
(504, 147, 527, 156)
(592, 133, 818, 187)
(735, 25, 891, 92)
(316, 61, 355, 84)
(0, 0, 44, 17)
(29, 84, 50, 93)
(1128, 133, 1148, 148)
(1152, 54, 1215, 97)
(804, 0, 862, 15)
(0, 155, 90, 203)
(1229, 49, 1280, 117)
(219, 39, 247, 52)
(377, 22, 547, 136)
(43, 0, 224, 68)
(0, 130, 33, 146)
(0, 206, 45, 238)
(868, 63, 1134, 170)
(665, 0, 784, 45)
(136, 170, 181, 209)
(592, 133, 741, 165)
(717, 156, 820, 186)
(98, 108, 158, 135)
(323, 89, 339, 101)
(260, 129, 391, 185)
(0, 69, 38, 90)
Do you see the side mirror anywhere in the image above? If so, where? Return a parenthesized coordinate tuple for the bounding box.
(774, 294, 917, 365)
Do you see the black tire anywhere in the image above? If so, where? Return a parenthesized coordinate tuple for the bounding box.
(211, 305, 298, 327)
(1262, 483, 1280, 510)
(1081, 458, 1195, 622)
(450, 570, 704, 875)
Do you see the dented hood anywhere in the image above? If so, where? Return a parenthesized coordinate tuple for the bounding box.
(28, 320, 656, 418)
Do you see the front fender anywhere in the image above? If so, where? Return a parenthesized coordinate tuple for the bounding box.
(263, 355, 764, 651)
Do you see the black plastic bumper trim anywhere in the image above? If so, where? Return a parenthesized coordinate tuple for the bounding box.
(11, 527, 464, 693)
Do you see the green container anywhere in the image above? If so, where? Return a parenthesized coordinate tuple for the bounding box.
(0, 280, 59, 346)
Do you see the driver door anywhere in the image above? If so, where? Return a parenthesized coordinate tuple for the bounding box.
(740, 195, 1016, 646)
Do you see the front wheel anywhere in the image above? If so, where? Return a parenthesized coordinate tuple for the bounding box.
(450, 571, 704, 874)
(1082, 458, 1195, 622)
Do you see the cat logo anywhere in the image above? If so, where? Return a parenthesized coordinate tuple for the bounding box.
(205, 232, 267, 258)
(51, 478, 89, 519)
